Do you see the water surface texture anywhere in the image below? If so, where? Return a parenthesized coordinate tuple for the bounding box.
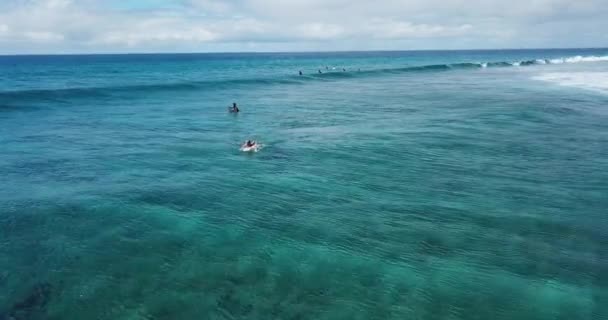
(1, 49, 607, 319)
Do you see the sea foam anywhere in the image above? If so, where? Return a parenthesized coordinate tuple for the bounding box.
(533, 72, 608, 94)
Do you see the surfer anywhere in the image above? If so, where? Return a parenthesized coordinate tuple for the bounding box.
(240, 140, 261, 152)
(230, 102, 239, 113)
(299, 70, 303, 76)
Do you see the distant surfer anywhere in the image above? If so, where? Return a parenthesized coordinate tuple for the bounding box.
(299, 70, 303, 76)
(318, 69, 322, 74)
(229, 102, 239, 113)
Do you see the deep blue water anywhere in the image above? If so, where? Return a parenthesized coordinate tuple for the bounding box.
(1, 49, 608, 319)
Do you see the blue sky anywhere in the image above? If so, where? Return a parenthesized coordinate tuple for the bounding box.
(0, 0, 607, 54)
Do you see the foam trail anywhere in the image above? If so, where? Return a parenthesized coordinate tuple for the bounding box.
(533, 72, 608, 94)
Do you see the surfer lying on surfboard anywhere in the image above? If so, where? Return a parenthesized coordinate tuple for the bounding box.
(240, 140, 262, 152)
(240, 140, 256, 150)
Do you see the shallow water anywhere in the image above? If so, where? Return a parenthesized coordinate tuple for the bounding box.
(1, 49, 607, 319)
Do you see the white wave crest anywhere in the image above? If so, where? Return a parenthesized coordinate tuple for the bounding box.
(548, 55, 608, 64)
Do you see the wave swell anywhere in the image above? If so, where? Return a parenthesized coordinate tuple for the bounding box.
(1, 55, 607, 103)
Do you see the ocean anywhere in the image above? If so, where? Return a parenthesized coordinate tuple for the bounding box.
(1, 49, 607, 319)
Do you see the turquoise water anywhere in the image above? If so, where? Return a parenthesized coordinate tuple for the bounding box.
(1, 49, 607, 319)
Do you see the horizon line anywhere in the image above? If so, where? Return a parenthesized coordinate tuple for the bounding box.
(1, 47, 607, 57)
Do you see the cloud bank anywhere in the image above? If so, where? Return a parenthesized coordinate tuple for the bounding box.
(0, 0, 606, 53)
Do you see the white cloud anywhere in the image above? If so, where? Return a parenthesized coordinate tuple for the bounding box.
(0, 24, 9, 35)
(0, 0, 606, 53)
(94, 28, 216, 47)
(295, 23, 345, 40)
(91, 17, 217, 46)
(363, 21, 473, 39)
(23, 31, 65, 42)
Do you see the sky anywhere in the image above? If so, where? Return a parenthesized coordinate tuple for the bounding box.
(0, 0, 607, 54)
